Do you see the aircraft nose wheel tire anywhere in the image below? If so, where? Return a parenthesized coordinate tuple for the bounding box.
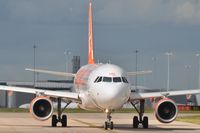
(110, 121, 114, 130)
(104, 121, 114, 130)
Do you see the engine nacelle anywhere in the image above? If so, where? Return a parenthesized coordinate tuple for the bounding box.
(154, 98, 178, 123)
(30, 96, 53, 121)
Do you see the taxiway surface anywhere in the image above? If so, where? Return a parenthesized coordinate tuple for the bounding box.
(0, 113, 200, 133)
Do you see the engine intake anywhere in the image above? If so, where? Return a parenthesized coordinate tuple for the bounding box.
(155, 98, 178, 123)
(30, 96, 53, 121)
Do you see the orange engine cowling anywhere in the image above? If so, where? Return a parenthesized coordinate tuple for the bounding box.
(30, 96, 53, 121)
(154, 98, 178, 123)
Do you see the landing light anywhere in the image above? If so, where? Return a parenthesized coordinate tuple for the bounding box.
(105, 109, 109, 113)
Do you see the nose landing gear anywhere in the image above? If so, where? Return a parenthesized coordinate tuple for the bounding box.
(104, 111, 114, 130)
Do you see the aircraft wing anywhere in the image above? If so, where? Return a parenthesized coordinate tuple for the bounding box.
(129, 89, 200, 101)
(25, 68, 76, 77)
(0, 85, 79, 101)
(127, 70, 152, 76)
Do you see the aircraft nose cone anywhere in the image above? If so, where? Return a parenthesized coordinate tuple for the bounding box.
(96, 84, 130, 109)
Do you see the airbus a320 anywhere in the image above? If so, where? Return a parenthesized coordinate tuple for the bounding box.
(1, 0, 200, 130)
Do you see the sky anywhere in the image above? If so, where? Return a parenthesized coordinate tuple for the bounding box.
(0, 0, 200, 90)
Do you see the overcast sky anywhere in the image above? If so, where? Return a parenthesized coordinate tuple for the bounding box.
(0, 0, 200, 90)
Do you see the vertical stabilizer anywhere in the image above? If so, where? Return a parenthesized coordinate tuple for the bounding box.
(88, 0, 95, 64)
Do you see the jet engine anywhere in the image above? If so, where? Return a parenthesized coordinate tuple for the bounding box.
(30, 96, 53, 121)
(154, 98, 178, 123)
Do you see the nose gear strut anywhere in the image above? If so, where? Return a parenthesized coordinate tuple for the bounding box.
(104, 111, 114, 130)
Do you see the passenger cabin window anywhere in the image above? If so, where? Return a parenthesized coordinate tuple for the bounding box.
(122, 77, 129, 83)
(97, 77, 102, 82)
(113, 77, 122, 82)
(103, 77, 112, 82)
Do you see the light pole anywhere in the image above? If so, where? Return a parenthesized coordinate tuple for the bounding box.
(196, 54, 200, 88)
(135, 50, 139, 91)
(185, 65, 192, 89)
(152, 57, 157, 88)
(64, 50, 71, 80)
(165, 52, 173, 92)
(196, 53, 200, 106)
(33, 44, 36, 88)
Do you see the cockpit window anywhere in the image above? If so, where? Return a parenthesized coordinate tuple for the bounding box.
(113, 77, 122, 82)
(122, 77, 129, 83)
(94, 76, 128, 83)
(103, 77, 112, 82)
(94, 77, 99, 83)
(97, 77, 102, 82)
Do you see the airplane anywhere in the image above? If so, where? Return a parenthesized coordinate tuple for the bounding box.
(1, 0, 200, 130)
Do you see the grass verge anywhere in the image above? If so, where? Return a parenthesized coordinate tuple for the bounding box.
(177, 115, 200, 125)
(0, 108, 29, 113)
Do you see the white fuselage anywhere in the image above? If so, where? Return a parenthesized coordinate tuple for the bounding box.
(74, 64, 131, 111)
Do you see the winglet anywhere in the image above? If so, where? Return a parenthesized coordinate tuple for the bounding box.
(88, 0, 95, 64)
